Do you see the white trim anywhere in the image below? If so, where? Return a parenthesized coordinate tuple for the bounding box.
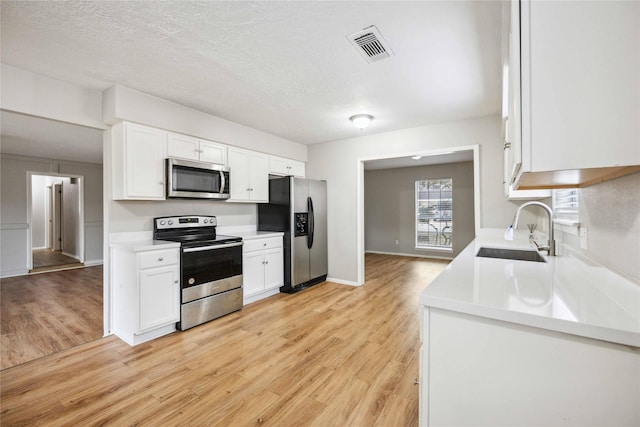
(326, 277, 360, 287)
(414, 246, 453, 253)
(356, 144, 480, 286)
(366, 250, 453, 261)
(0, 223, 29, 230)
(243, 288, 280, 305)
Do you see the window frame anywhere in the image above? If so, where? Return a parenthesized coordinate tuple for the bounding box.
(415, 178, 453, 251)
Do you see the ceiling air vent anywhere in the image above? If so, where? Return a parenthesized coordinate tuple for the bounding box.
(347, 25, 394, 63)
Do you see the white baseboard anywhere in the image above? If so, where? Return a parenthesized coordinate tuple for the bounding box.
(243, 287, 280, 305)
(84, 259, 104, 267)
(326, 277, 360, 287)
(0, 268, 29, 279)
(365, 250, 454, 261)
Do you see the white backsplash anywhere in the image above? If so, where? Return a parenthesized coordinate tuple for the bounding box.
(559, 172, 640, 283)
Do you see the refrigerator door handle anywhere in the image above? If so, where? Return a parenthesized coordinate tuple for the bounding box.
(307, 196, 315, 249)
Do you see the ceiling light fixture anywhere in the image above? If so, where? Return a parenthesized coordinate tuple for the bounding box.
(350, 114, 374, 130)
(411, 155, 422, 160)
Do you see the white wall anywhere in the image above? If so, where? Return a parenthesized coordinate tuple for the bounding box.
(30, 175, 48, 249)
(0, 154, 103, 277)
(555, 172, 640, 283)
(0, 64, 104, 129)
(103, 85, 307, 161)
(307, 115, 514, 284)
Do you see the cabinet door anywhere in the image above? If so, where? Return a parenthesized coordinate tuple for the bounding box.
(243, 251, 265, 296)
(288, 160, 306, 178)
(199, 140, 227, 165)
(269, 156, 291, 175)
(124, 123, 166, 199)
(248, 152, 269, 202)
(507, 0, 522, 182)
(138, 265, 179, 332)
(167, 132, 199, 161)
(264, 247, 283, 291)
(520, 0, 640, 175)
(228, 149, 250, 201)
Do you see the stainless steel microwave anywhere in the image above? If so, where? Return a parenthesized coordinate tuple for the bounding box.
(166, 158, 230, 199)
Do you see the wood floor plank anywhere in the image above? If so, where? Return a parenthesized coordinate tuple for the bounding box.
(0, 266, 103, 369)
(1, 254, 448, 426)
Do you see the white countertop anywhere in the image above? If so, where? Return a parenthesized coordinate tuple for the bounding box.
(110, 239, 180, 252)
(419, 229, 640, 347)
(232, 230, 284, 240)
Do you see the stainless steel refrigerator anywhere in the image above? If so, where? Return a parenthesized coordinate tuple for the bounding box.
(257, 176, 328, 293)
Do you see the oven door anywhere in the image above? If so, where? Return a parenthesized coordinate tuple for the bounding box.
(167, 158, 230, 199)
(181, 241, 243, 303)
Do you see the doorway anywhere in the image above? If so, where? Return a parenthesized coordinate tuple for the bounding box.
(29, 173, 85, 273)
(356, 145, 481, 285)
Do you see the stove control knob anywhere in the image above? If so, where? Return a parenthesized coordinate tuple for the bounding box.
(168, 220, 174, 225)
(203, 219, 208, 224)
(159, 220, 166, 226)
(188, 278, 195, 285)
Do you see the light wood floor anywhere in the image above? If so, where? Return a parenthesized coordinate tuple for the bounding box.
(31, 249, 83, 273)
(0, 266, 103, 370)
(0, 254, 449, 426)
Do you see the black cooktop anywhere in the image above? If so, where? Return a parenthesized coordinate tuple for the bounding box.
(153, 215, 242, 248)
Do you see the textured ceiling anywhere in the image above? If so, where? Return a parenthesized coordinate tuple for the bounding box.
(1, 1, 502, 145)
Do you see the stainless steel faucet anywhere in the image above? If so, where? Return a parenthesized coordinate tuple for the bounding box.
(512, 201, 556, 256)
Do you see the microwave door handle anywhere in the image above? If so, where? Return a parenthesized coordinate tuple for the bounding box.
(220, 170, 226, 194)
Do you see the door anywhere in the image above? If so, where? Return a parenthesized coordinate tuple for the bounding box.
(52, 183, 62, 251)
(243, 251, 265, 297)
(139, 265, 179, 332)
(125, 123, 166, 199)
(290, 178, 310, 287)
(264, 247, 284, 290)
(308, 180, 328, 280)
(228, 149, 250, 200)
(62, 179, 80, 258)
(292, 178, 310, 286)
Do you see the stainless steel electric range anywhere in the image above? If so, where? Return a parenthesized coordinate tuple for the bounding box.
(153, 215, 243, 330)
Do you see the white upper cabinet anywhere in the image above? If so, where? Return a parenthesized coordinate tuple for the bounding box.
(167, 132, 227, 165)
(112, 122, 166, 200)
(227, 148, 269, 202)
(502, 1, 550, 200)
(269, 155, 306, 178)
(511, 0, 640, 189)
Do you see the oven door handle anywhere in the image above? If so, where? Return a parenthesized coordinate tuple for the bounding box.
(183, 241, 243, 252)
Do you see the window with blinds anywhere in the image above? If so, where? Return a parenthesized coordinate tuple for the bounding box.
(415, 178, 453, 249)
(552, 189, 579, 222)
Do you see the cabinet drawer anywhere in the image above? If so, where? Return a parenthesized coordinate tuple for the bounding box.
(138, 249, 178, 269)
(243, 237, 282, 253)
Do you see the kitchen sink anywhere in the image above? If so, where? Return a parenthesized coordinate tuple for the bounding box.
(476, 247, 547, 263)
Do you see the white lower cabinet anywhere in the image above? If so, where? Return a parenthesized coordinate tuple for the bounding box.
(242, 236, 283, 304)
(111, 244, 180, 345)
(419, 307, 640, 426)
